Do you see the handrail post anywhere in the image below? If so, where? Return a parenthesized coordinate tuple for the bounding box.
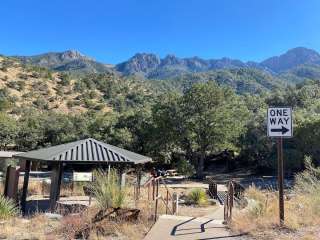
(166, 190, 169, 214)
(152, 179, 155, 201)
(230, 182, 234, 221)
(154, 179, 159, 222)
(172, 192, 176, 214)
(176, 193, 179, 215)
(224, 180, 235, 224)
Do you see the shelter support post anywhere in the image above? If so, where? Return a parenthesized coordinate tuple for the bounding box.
(135, 165, 142, 200)
(154, 179, 159, 222)
(118, 166, 127, 189)
(49, 162, 63, 213)
(21, 160, 31, 215)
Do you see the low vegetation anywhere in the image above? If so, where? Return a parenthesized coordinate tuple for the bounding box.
(0, 195, 18, 219)
(187, 188, 208, 206)
(231, 158, 320, 239)
(90, 169, 127, 209)
(1, 54, 320, 177)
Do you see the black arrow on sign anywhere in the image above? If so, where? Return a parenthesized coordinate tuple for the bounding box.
(271, 126, 289, 134)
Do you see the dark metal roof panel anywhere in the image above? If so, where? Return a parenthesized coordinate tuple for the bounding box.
(14, 138, 152, 164)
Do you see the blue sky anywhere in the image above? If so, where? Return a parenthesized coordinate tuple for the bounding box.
(1, 0, 320, 63)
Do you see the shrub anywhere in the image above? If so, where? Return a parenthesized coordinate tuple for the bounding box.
(89, 169, 127, 209)
(187, 188, 207, 205)
(0, 195, 18, 219)
(33, 97, 48, 110)
(60, 73, 71, 86)
(231, 158, 320, 237)
(294, 156, 320, 218)
(245, 185, 266, 203)
(175, 158, 195, 177)
(294, 156, 320, 194)
(0, 66, 8, 72)
(93, 104, 105, 110)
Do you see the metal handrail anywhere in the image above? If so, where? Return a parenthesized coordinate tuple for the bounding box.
(143, 175, 178, 221)
(224, 180, 235, 223)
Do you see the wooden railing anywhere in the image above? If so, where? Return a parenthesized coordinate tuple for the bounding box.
(224, 181, 234, 223)
(143, 176, 179, 221)
(223, 180, 245, 223)
(208, 178, 218, 199)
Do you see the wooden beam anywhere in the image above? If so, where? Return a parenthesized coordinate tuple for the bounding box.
(3, 165, 11, 196)
(118, 165, 127, 189)
(135, 166, 142, 200)
(21, 160, 31, 215)
(49, 163, 63, 213)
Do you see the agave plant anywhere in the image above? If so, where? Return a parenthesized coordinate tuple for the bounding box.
(0, 194, 18, 219)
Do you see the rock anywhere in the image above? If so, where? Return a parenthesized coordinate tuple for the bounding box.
(20, 219, 30, 224)
(0, 234, 7, 239)
(44, 213, 62, 220)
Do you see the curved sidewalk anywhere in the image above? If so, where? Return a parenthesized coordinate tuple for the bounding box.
(144, 213, 246, 240)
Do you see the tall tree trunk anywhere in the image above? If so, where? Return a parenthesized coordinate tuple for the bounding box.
(197, 151, 205, 179)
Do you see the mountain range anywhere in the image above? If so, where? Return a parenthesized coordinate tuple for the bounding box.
(16, 50, 114, 74)
(14, 47, 320, 80)
(2, 47, 320, 115)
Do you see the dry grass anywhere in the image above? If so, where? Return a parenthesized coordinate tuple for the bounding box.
(0, 214, 60, 240)
(0, 175, 217, 239)
(56, 203, 153, 240)
(231, 183, 320, 239)
(17, 180, 85, 197)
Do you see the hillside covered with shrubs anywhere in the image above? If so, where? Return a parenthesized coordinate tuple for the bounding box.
(1, 54, 320, 176)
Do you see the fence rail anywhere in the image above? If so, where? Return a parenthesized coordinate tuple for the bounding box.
(223, 180, 245, 223)
(143, 176, 179, 221)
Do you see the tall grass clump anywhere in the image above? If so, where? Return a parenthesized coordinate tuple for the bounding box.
(292, 156, 320, 224)
(231, 156, 320, 238)
(0, 194, 18, 219)
(294, 156, 320, 195)
(90, 169, 127, 209)
(188, 188, 208, 205)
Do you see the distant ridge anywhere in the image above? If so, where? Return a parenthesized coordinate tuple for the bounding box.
(15, 50, 114, 74)
(12, 47, 320, 78)
(9, 47, 320, 90)
(260, 47, 320, 72)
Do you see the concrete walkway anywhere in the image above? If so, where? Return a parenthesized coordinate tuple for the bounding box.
(144, 206, 246, 240)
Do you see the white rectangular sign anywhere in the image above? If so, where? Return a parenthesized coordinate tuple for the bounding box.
(73, 172, 93, 182)
(267, 107, 292, 137)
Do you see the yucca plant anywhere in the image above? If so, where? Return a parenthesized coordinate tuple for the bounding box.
(89, 169, 127, 210)
(188, 188, 208, 205)
(0, 194, 18, 219)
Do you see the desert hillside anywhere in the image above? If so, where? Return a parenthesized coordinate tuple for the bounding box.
(0, 56, 153, 115)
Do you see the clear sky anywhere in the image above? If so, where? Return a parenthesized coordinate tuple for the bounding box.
(1, 0, 320, 64)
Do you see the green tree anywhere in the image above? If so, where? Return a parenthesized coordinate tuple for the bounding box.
(181, 82, 249, 178)
(0, 113, 17, 150)
(150, 92, 184, 163)
(16, 111, 45, 150)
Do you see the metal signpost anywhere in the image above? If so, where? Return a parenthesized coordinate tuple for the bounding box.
(267, 107, 292, 225)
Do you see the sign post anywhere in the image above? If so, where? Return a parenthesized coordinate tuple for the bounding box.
(267, 107, 292, 225)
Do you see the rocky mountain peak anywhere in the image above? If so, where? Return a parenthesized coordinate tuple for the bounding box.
(261, 47, 320, 72)
(161, 54, 182, 65)
(61, 50, 91, 61)
(116, 53, 161, 75)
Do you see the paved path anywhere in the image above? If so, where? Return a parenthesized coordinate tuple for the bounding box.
(144, 207, 246, 240)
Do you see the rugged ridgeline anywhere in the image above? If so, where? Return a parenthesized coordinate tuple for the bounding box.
(116, 47, 320, 77)
(12, 47, 320, 94)
(15, 50, 114, 74)
(0, 56, 154, 114)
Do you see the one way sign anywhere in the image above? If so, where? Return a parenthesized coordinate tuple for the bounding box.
(267, 107, 293, 138)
